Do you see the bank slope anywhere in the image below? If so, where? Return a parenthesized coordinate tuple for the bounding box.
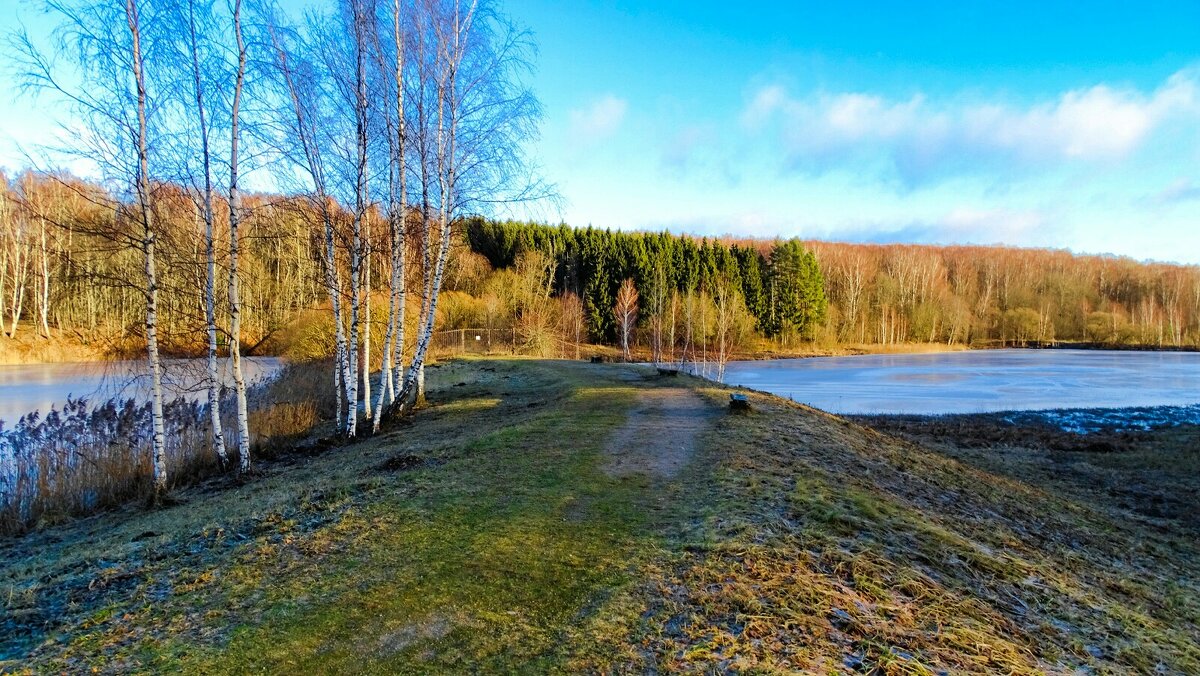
(1, 359, 1196, 673)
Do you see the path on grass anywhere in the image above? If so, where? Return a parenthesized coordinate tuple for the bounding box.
(603, 387, 717, 480)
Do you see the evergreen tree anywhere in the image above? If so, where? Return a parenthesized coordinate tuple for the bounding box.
(767, 240, 828, 339)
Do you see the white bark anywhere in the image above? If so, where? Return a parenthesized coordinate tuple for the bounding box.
(373, 0, 407, 432)
(186, 0, 228, 467)
(270, 18, 351, 434)
(228, 0, 251, 471)
(362, 220, 372, 421)
(37, 205, 51, 338)
(128, 0, 168, 498)
(343, 0, 372, 439)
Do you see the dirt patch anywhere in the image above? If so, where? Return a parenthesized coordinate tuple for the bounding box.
(603, 388, 717, 480)
(376, 613, 457, 657)
(375, 454, 442, 473)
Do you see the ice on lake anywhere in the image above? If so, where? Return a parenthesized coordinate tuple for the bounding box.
(721, 349, 1200, 415)
(0, 358, 283, 425)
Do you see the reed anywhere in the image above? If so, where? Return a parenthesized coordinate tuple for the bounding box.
(0, 360, 335, 534)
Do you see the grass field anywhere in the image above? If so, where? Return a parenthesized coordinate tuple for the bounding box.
(2, 358, 1197, 673)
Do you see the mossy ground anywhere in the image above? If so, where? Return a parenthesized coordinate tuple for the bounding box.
(2, 359, 1197, 673)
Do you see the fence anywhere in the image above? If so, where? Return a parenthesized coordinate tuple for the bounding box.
(430, 328, 518, 356)
(428, 328, 596, 360)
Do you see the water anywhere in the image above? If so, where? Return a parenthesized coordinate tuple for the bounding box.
(721, 349, 1200, 415)
(0, 358, 284, 425)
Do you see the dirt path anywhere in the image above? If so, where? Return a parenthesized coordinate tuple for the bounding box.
(603, 387, 717, 480)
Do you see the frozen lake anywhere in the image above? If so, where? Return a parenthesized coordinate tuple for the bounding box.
(0, 358, 283, 425)
(720, 349, 1200, 415)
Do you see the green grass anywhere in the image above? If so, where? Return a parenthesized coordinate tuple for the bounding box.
(2, 358, 1198, 674)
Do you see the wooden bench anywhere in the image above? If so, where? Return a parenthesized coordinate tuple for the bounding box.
(729, 393, 751, 413)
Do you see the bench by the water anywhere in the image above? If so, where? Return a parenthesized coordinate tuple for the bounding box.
(729, 393, 751, 413)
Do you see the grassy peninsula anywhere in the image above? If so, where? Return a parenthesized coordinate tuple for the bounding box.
(3, 358, 1197, 673)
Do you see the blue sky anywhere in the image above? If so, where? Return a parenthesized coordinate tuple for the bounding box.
(3, 1, 1199, 263)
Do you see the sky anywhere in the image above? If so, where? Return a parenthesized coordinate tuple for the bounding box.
(2, 1, 1199, 264)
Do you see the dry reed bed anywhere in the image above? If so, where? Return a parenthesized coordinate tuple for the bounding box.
(0, 360, 334, 534)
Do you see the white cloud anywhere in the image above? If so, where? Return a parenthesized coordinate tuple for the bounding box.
(661, 124, 716, 171)
(1149, 177, 1200, 205)
(568, 95, 628, 142)
(743, 68, 1200, 185)
(739, 84, 786, 129)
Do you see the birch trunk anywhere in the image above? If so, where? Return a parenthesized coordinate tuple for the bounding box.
(362, 221, 372, 421)
(186, 0, 228, 466)
(37, 210, 51, 338)
(128, 0, 168, 498)
(344, 0, 371, 439)
(271, 19, 349, 434)
(391, 3, 459, 415)
(373, 0, 407, 431)
(7, 235, 27, 338)
(228, 0, 251, 471)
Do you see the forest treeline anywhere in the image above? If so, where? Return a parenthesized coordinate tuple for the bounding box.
(6, 172, 1200, 367)
(5, 176, 1200, 373)
(462, 220, 1200, 350)
(464, 220, 829, 339)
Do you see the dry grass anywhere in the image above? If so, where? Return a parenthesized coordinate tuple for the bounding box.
(0, 359, 337, 535)
(0, 331, 124, 365)
(1, 359, 1196, 673)
(567, 388, 1200, 673)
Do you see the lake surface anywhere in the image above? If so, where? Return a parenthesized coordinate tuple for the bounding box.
(0, 358, 283, 425)
(721, 349, 1200, 415)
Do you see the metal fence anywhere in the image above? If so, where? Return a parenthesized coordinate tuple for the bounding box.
(429, 328, 518, 355)
(428, 328, 593, 359)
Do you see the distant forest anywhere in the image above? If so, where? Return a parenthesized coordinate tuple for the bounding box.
(464, 219, 828, 343)
(466, 220, 1200, 349)
(3, 172, 1199, 360)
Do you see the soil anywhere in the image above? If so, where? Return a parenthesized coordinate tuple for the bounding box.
(602, 387, 717, 480)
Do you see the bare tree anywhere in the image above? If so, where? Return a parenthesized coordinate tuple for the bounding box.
(265, 6, 353, 434)
(1, 183, 32, 338)
(646, 260, 667, 365)
(174, 0, 228, 466)
(128, 0, 170, 497)
(227, 0, 251, 468)
(371, 0, 410, 430)
(559, 291, 583, 359)
(614, 278, 638, 362)
(389, 0, 543, 417)
(712, 274, 751, 382)
(17, 0, 173, 495)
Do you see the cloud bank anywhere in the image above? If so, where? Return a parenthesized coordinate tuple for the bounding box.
(743, 69, 1200, 186)
(568, 94, 628, 143)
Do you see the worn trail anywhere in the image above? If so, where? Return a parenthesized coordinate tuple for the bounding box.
(603, 386, 717, 480)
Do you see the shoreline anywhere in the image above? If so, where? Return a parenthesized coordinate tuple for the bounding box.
(5, 335, 1198, 367)
(852, 403, 1200, 434)
(4, 358, 1197, 672)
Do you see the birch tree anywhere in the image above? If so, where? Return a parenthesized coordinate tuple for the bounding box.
(712, 275, 751, 382)
(1, 187, 32, 338)
(173, 0, 228, 465)
(388, 0, 543, 417)
(18, 0, 173, 497)
(371, 0, 409, 430)
(614, 277, 638, 362)
(265, 7, 353, 435)
(227, 0, 252, 468)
